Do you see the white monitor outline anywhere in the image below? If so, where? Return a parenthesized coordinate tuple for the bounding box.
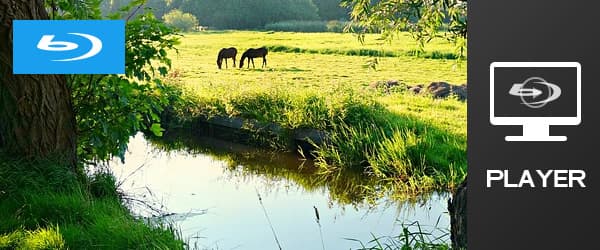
(489, 62, 581, 141)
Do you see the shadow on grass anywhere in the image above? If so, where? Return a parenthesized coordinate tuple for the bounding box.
(266, 44, 461, 60)
(238, 67, 310, 72)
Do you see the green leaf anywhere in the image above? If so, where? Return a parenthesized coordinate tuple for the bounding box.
(150, 123, 164, 137)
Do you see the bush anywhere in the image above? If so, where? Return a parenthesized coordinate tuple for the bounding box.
(265, 20, 328, 32)
(186, 0, 320, 29)
(265, 20, 353, 33)
(326, 20, 346, 33)
(162, 9, 198, 32)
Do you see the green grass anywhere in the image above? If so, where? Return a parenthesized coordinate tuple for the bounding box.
(0, 153, 184, 249)
(170, 31, 465, 88)
(349, 221, 451, 250)
(165, 30, 466, 193)
(266, 45, 460, 59)
(264, 20, 329, 32)
(262, 20, 359, 34)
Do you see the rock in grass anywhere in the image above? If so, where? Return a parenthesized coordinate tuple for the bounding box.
(451, 84, 468, 100)
(368, 80, 467, 100)
(408, 84, 423, 94)
(427, 82, 452, 98)
(425, 82, 467, 100)
(368, 79, 408, 94)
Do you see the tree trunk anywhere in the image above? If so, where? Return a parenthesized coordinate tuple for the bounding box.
(448, 179, 467, 249)
(0, 0, 77, 165)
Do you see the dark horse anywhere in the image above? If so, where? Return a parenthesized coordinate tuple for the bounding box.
(217, 47, 237, 69)
(239, 47, 268, 68)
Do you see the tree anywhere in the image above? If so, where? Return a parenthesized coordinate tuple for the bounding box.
(101, 0, 131, 16)
(312, 0, 350, 21)
(181, 0, 320, 29)
(1, 0, 180, 168)
(162, 9, 199, 32)
(73, 1, 180, 163)
(144, 0, 171, 18)
(0, 0, 77, 166)
(342, 0, 467, 56)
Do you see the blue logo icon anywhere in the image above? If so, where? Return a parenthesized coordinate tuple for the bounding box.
(13, 20, 125, 74)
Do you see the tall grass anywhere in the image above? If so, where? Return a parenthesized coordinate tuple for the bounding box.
(309, 101, 465, 193)
(267, 45, 396, 57)
(0, 226, 65, 249)
(314, 206, 326, 250)
(256, 190, 283, 250)
(265, 20, 328, 32)
(169, 79, 466, 193)
(348, 221, 451, 250)
(263, 20, 361, 33)
(267, 45, 459, 59)
(0, 153, 184, 249)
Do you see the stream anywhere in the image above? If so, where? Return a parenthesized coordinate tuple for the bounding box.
(110, 132, 450, 250)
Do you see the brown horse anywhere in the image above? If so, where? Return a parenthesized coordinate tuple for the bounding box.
(217, 47, 237, 69)
(239, 47, 268, 68)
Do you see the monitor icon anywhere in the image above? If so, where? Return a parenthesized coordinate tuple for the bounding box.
(490, 62, 581, 141)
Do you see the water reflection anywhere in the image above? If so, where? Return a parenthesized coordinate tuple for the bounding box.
(112, 131, 450, 249)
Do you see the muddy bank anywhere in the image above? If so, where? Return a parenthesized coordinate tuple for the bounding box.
(176, 114, 328, 153)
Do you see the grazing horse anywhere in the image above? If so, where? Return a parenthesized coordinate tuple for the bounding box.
(239, 47, 268, 68)
(217, 47, 237, 69)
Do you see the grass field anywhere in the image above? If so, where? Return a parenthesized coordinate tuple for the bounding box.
(170, 31, 466, 89)
(166, 30, 467, 193)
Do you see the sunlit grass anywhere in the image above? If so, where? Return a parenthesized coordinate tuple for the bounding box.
(0, 226, 65, 250)
(171, 31, 466, 89)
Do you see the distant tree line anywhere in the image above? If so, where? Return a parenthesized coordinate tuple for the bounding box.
(101, 0, 350, 29)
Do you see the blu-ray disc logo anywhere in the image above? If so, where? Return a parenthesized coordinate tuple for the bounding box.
(37, 33, 102, 61)
(508, 77, 561, 108)
(13, 20, 124, 74)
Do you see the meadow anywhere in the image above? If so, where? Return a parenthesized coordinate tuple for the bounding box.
(166, 30, 467, 193)
(170, 31, 466, 88)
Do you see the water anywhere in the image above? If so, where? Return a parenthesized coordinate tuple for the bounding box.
(111, 132, 450, 250)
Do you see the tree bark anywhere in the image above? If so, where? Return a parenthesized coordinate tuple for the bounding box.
(0, 0, 77, 165)
(448, 179, 467, 249)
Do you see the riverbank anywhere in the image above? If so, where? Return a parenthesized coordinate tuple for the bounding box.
(164, 31, 467, 195)
(0, 153, 184, 249)
(166, 81, 466, 195)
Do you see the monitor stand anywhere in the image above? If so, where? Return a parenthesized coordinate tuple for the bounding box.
(505, 123, 567, 142)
